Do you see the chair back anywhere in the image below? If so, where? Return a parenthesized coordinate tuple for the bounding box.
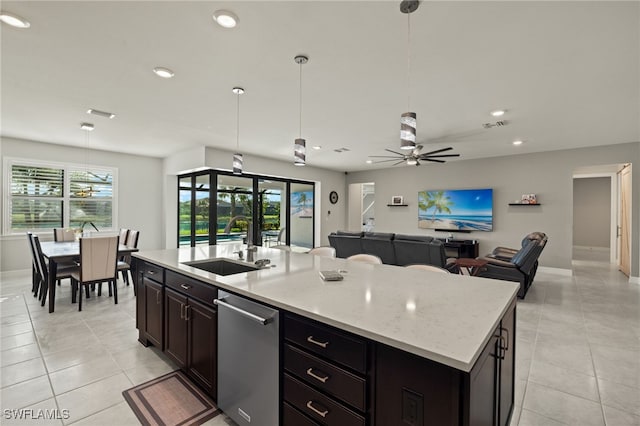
(406, 264, 450, 274)
(308, 246, 336, 258)
(79, 236, 119, 282)
(119, 228, 129, 244)
(31, 234, 49, 283)
(271, 245, 292, 252)
(126, 230, 139, 248)
(276, 227, 286, 244)
(54, 228, 75, 242)
(347, 253, 382, 264)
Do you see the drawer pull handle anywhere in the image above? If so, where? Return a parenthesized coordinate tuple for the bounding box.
(180, 303, 185, 320)
(306, 401, 328, 418)
(147, 270, 156, 275)
(307, 336, 329, 348)
(306, 368, 329, 383)
(180, 284, 192, 290)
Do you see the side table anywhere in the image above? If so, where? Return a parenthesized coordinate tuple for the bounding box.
(454, 258, 488, 276)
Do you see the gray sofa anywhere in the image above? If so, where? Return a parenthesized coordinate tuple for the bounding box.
(328, 231, 447, 268)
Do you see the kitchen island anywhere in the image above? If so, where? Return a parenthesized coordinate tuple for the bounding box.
(133, 244, 518, 426)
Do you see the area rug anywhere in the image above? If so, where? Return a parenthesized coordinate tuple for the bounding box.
(123, 371, 220, 426)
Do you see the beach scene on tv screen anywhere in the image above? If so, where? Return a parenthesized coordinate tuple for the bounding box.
(418, 188, 493, 231)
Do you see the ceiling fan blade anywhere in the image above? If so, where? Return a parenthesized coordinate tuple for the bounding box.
(369, 155, 403, 158)
(393, 160, 406, 166)
(419, 153, 461, 159)
(424, 158, 446, 163)
(420, 147, 454, 156)
(373, 159, 405, 163)
(384, 148, 406, 156)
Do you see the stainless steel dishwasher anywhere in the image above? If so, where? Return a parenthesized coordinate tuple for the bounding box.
(215, 290, 279, 426)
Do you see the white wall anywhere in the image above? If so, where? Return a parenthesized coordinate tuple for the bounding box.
(573, 177, 611, 248)
(163, 146, 347, 249)
(346, 142, 640, 275)
(1, 137, 164, 272)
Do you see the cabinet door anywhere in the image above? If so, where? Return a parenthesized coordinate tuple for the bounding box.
(499, 305, 516, 426)
(135, 269, 144, 334)
(165, 288, 188, 368)
(143, 278, 164, 348)
(187, 298, 217, 398)
(468, 332, 499, 426)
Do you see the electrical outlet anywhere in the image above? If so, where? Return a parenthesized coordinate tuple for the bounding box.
(401, 388, 423, 425)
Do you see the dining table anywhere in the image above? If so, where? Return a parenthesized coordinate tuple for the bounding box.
(39, 240, 139, 313)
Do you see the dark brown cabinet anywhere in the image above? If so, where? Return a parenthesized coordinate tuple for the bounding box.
(164, 287, 218, 399)
(283, 314, 370, 425)
(136, 260, 165, 349)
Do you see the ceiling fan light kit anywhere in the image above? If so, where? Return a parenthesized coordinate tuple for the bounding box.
(399, 1, 419, 151)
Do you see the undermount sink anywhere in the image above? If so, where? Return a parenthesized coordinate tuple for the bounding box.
(183, 259, 259, 276)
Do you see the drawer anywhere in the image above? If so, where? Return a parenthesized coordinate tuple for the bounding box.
(166, 270, 217, 305)
(139, 261, 164, 283)
(283, 402, 319, 426)
(284, 374, 365, 426)
(285, 315, 367, 373)
(285, 344, 366, 411)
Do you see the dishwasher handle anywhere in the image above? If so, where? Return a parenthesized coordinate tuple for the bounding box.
(214, 298, 273, 325)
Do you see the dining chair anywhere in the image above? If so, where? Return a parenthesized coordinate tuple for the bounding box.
(53, 228, 75, 242)
(405, 264, 451, 274)
(71, 235, 119, 311)
(119, 228, 130, 245)
(347, 253, 383, 264)
(26, 233, 41, 296)
(31, 234, 79, 306)
(307, 246, 336, 258)
(117, 230, 139, 287)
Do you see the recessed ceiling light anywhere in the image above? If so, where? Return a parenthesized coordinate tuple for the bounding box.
(87, 109, 115, 119)
(80, 122, 95, 131)
(491, 109, 506, 117)
(0, 12, 30, 28)
(213, 10, 238, 28)
(366, 159, 373, 164)
(512, 140, 524, 146)
(312, 146, 321, 150)
(153, 67, 175, 78)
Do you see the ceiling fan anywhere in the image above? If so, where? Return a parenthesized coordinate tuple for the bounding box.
(369, 145, 460, 166)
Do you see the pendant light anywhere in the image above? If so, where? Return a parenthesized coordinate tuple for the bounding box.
(294, 55, 308, 166)
(232, 87, 244, 174)
(400, 0, 419, 150)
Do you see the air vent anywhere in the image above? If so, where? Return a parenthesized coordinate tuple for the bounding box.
(333, 147, 351, 153)
(482, 120, 508, 129)
(87, 109, 115, 119)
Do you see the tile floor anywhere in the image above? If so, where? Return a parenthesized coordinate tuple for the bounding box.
(1, 250, 639, 425)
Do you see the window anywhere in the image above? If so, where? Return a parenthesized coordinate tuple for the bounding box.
(4, 158, 117, 234)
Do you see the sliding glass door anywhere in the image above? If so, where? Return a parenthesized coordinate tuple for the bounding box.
(178, 170, 314, 249)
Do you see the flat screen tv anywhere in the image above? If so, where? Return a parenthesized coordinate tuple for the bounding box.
(418, 188, 493, 231)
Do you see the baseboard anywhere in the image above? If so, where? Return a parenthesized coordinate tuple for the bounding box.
(573, 245, 609, 252)
(629, 276, 640, 285)
(538, 266, 573, 276)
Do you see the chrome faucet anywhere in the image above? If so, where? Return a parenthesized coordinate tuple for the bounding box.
(245, 219, 257, 262)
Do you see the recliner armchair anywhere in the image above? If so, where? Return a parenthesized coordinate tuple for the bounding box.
(393, 234, 447, 268)
(488, 232, 546, 261)
(476, 237, 546, 298)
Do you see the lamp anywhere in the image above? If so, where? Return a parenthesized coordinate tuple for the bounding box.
(294, 55, 308, 166)
(400, 0, 419, 150)
(232, 87, 244, 175)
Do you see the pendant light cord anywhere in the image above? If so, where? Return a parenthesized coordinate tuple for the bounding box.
(236, 92, 240, 150)
(299, 62, 303, 139)
(407, 12, 411, 112)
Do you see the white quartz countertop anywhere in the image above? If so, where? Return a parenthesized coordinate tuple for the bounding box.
(134, 244, 518, 372)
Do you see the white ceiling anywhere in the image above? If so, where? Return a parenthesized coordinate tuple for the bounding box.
(1, 1, 638, 172)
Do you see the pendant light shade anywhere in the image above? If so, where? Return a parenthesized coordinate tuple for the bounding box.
(400, 112, 416, 150)
(294, 138, 306, 166)
(232, 86, 244, 175)
(294, 55, 308, 166)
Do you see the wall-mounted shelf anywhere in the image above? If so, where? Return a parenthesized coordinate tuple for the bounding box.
(387, 204, 408, 207)
(508, 203, 541, 206)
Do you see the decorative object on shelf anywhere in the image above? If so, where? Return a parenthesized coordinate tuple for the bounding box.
(329, 191, 339, 204)
(399, 0, 419, 151)
(232, 87, 244, 175)
(391, 195, 404, 205)
(294, 55, 308, 166)
(521, 193, 537, 204)
(509, 203, 541, 206)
